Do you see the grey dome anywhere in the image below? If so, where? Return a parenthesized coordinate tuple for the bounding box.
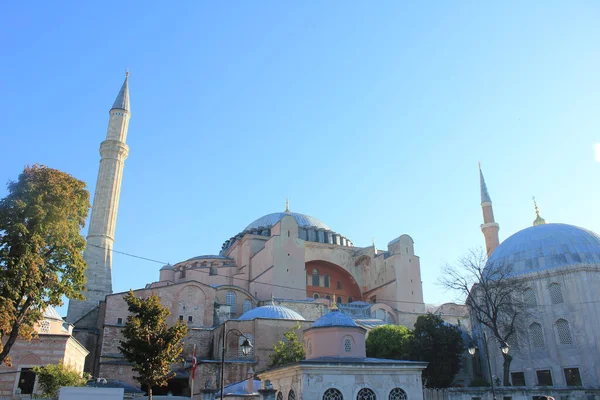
(244, 211, 331, 231)
(238, 304, 305, 321)
(487, 223, 600, 277)
(160, 263, 174, 271)
(313, 310, 358, 328)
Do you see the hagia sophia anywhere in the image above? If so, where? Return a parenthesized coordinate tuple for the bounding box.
(1, 74, 599, 399)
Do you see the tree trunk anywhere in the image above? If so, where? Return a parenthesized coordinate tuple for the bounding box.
(502, 353, 512, 386)
(148, 387, 152, 400)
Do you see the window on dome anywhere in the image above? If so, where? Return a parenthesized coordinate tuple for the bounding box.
(239, 333, 254, 358)
(226, 291, 237, 314)
(556, 319, 573, 345)
(242, 299, 253, 314)
(312, 269, 319, 286)
(529, 322, 545, 348)
(323, 388, 343, 400)
(357, 388, 376, 400)
(343, 336, 352, 352)
(548, 283, 564, 304)
(324, 275, 330, 288)
(210, 264, 217, 276)
(180, 267, 186, 278)
(389, 388, 407, 400)
(524, 288, 537, 307)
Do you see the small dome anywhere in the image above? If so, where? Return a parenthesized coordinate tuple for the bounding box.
(160, 263, 174, 271)
(43, 306, 63, 321)
(238, 304, 305, 321)
(313, 310, 358, 328)
(487, 223, 600, 276)
(245, 211, 331, 231)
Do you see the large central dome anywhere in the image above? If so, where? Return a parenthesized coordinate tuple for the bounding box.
(245, 211, 331, 231)
(487, 223, 600, 276)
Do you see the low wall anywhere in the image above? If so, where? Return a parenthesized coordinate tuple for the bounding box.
(425, 387, 600, 400)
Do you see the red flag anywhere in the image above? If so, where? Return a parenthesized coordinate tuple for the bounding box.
(191, 344, 197, 380)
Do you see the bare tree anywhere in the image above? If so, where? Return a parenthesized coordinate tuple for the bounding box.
(440, 248, 529, 386)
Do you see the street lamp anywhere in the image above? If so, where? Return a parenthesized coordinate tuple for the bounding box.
(220, 321, 253, 400)
(500, 341, 510, 355)
(468, 332, 496, 400)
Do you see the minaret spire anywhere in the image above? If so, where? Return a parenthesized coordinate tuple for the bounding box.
(479, 163, 500, 257)
(67, 74, 131, 323)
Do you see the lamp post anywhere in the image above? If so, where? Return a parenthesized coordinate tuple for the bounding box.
(469, 331, 510, 400)
(220, 321, 253, 400)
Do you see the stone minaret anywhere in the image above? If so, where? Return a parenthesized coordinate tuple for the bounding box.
(67, 73, 130, 323)
(479, 164, 500, 257)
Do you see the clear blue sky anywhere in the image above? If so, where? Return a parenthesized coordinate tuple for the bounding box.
(1, 2, 599, 315)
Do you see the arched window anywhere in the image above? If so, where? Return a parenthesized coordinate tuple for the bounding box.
(226, 291, 237, 314)
(323, 388, 343, 400)
(277, 393, 284, 400)
(389, 388, 407, 400)
(313, 293, 320, 299)
(242, 299, 253, 314)
(324, 274, 330, 288)
(337, 296, 342, 304)
(357, 388, 376, 400)
(325, 295, 331, 300)
(288, 390, 297, 400)
(556, 319, 573, 345)
(312, 269, 320, 286)
(343, 336, 352, 353)
(548, 283, 564, 304)
(210, 264, 217, 276)
(524, 288, 537, 307)
(239, 333, 254, 358)
(180, 266, 186, 278)
(307, 339, 313, 356)
(348, 297, 354, 303)
(337, 281, 342, 290)
(529, 322, 545, 348)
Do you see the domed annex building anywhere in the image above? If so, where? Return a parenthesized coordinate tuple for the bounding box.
(476, 167, 600, 389)
(62, 75, 433, 397)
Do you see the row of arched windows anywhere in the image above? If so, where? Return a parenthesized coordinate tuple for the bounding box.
(311, 269, 343, 289)
(313, 293, 353, 303)
(528, 318, 573, 347)
(224, 292, 254, 315)
(524, 282, 564, 307)
(277, 388, 407, 400)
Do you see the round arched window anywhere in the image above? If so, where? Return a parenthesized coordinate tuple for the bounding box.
(277, 393, 284, 400)
(288, 390, 297, 400)
(357, 388, 376, 400)
(323, 388, 343, 400)
(389, 388, 407, 400)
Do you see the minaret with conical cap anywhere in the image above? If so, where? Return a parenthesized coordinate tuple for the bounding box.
(67, 73, 131, 323)
(479, 164, 500, 257)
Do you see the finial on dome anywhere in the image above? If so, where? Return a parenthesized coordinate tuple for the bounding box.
(331, 294, 338, 311)
(285, 197, 290, 212)
(532, 196, 546, 226)
(125, 69, 129, 77)
(271, 293, 275, 305)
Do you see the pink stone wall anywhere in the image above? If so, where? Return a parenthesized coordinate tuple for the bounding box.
(304, 326, 366, 359)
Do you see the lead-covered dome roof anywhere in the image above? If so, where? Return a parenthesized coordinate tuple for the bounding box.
(245, 211, 331, 231)
(238, 304, 305, 321)
(487, 223, 600, 276)
(313, 309, 359, 328)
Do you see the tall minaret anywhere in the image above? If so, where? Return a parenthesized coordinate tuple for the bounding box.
(479, 163, 500, 257)
(67, 73, 130, 323)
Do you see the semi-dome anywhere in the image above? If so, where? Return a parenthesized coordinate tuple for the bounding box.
(238, 304, 305, 321)
(244, 211, 331, 231)
(313, 309, 359, 328)
(487, 223, 600, 276)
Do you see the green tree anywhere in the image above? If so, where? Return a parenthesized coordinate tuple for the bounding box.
(268, 323, 306, 368)
(409, 313, 464, 388)
(365, 324, 413, 359)
(0, 165, 89, 366)
(119, 290, 188, 400)
(32, 360, 90, 398)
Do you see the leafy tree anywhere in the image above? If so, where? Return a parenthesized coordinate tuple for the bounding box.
(440, 248, 528, 386)
(365, 324, 413, 360)
(0, 165, 89, 366)
(268, 323, 306, 368)
(409, 313, 464, 388)
(119, 290, 188, 400)
(32, 360, 90, 398)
